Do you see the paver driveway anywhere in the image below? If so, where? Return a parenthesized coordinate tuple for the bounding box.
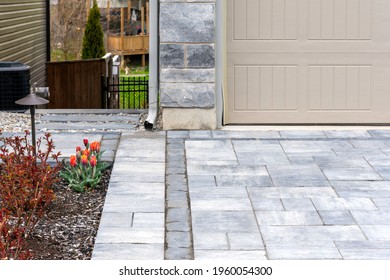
(93, 129, 390, 260)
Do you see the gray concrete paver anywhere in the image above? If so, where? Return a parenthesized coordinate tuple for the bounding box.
(255, 211, 323, 226)
(88, 128, 390, 260)
(360, 225, 390, 240)
(319, 211, 356, 225)
(194, 250, 267, 260)
(266, 242, 342, 260)
(260, 225, 366, 243)
(337, 241, 390, 259)
(281, 198, 316, 211)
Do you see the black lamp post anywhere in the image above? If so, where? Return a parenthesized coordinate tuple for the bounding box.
(15, 90, 49, 155)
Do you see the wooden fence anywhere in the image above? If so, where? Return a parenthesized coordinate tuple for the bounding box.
(47, 59, 106, 109)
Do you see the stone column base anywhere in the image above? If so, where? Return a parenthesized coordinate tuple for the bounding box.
(162, 108, 217, 130)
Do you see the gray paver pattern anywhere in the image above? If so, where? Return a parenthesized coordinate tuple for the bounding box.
(185, 129, 390, 260)
(74, 127, 390, 260)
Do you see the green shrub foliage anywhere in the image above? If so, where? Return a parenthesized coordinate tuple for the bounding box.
(81, 0, 105, 59)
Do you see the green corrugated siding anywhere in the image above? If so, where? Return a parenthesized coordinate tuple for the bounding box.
(0, 0, 47, 86)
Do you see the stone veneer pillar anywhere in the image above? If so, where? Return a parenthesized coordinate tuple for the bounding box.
(160, 0, 217, 130)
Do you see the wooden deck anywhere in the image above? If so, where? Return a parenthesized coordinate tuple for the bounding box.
(107, 35, 149, 55)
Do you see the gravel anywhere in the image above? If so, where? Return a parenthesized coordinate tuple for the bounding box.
(1, 111, 163, 133)
(0, 112, 38, 133)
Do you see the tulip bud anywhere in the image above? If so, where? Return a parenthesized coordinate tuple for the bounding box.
(70, 155, 77, 167)
(90, 155, 97, 167)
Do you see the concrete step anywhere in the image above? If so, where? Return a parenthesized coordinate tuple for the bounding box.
(41, 114, 139, 123)
(36, 122, 135, 131)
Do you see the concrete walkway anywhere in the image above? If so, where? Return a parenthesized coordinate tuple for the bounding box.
(91, 129, 390, 260)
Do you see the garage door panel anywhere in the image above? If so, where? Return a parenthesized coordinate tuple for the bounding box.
(229, 64, 299, 112)
(308, 65, 372, 111)
(231, 0, 299, 41)
(227, 0, 390, 124)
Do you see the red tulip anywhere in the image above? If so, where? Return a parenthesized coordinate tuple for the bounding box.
(83, 138, 88, 147)
(90, 155, 97, 167)
(82, 149, 90, 157)
(76, 146, 81, 152)
(90, 141, 100, 152)
(70, 155, 77, 167)
(81, 155, 89, 166)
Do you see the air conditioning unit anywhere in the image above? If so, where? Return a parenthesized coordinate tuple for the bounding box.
(0, 62, 30, 111)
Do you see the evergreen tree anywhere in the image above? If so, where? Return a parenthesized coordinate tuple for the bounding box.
(81, 0, 105, 59)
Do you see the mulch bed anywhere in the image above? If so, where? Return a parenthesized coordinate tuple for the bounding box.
(26, 167, 112, 260)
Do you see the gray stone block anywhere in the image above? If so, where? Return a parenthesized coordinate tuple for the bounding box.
(160, 3, 215, 43)
(166, 231, 192, 248)
(167, 191, 189, 208)
(166, 221, 191, 232)
(189, 130, 213, 139)
(99, 212, 133, 228)
(314, 155, 371, 169)
(261, 225, 366, 243)
(319, 211, 356, 225)
(193, 232, 229, 250)
(189, 186, 248, 199)
(267, 242, 342, 260)
(360, 225, 390, 240)
(186, 44, 215, 68)
(248, 187, 338, 199)
(192, 211, 259, 233)
(160, 83, 215, 108)
(324, 130, 372, 138)
(92, 243, 164, 260)
(267, 165, 329, 187)
(332, 181, 390, 198)
(166, 208, 190, 223)
(160, 44, 185, 68)
(191, 197, 253, 211)
(279, 130, 327, 139)
(371, 166, 390, 180)
(165, 247, 193, 260)
(228, 232, 264, 250)
(256, 211, 323, 226)
(337, 241, 390, 260)
(351, 211, 390, 225)
(95, 228, 164, 244)
(194, 250, 267, 260)
(161, 69, 215, 83)
(187, 175, 216, 187)
(368, 130, 390, 138)
(167, 130, 189, 138)
(322, 168, 382, 181)
(103, 194, 164, 212)
(312, 197, 378, 211)
(216, 175, 273, 188)
(372, 198, 390, 211)
(250, 198, 285, 211)
(281, 198, 316, 211)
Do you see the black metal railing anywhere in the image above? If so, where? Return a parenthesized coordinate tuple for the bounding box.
(104, 76, 149, 109)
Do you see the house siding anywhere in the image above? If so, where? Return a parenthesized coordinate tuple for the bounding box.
(160, 0, 217, 129)
(0, 0, 48, 86)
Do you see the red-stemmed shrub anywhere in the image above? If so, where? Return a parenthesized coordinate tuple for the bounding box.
(0, 130, 62, 259)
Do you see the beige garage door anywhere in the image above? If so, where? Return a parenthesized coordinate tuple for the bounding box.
(227, 0, 390, 124)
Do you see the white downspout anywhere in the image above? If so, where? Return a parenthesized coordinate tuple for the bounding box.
(216, 0, 224, 128)
(145, 0, 158, 130)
